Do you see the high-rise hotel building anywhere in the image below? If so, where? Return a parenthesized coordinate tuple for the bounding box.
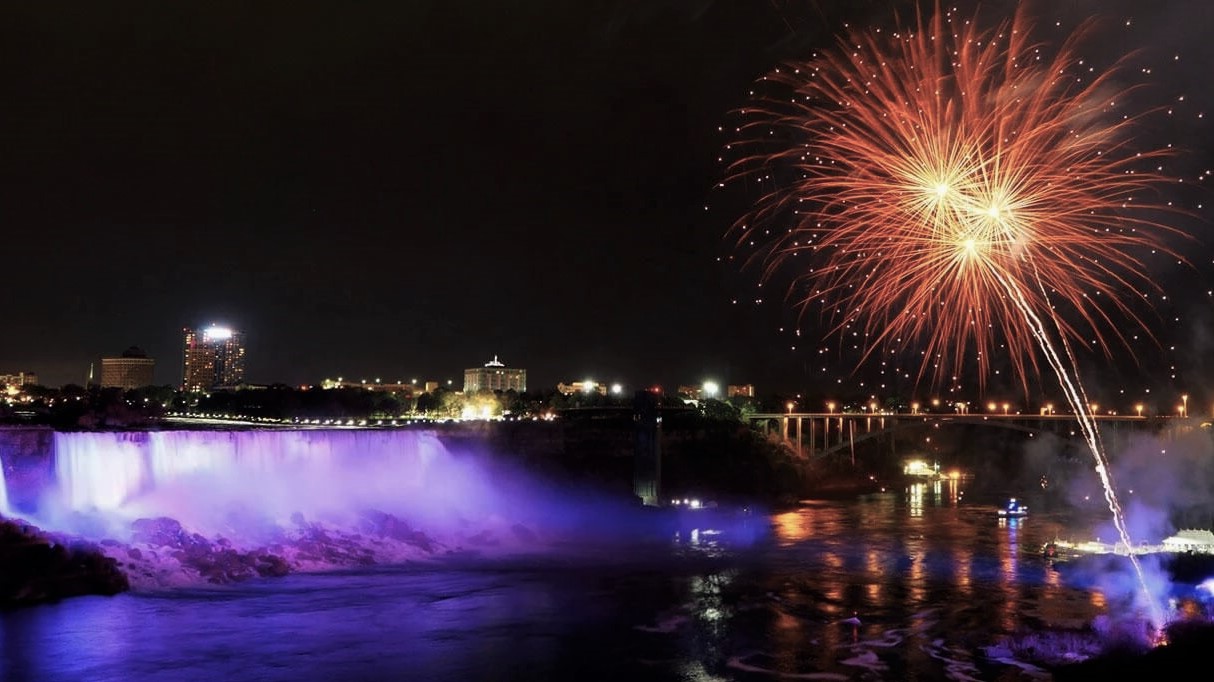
(463, 356, 526, 393)
(181, 324, 246, 391)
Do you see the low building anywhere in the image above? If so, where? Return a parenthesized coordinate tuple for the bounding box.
(464, 356, 526, 393)
(100, 347, 156, 390)
(319, 377, 417, 398)
(557, 381, 608, 396)
(0, 371, 38, 388)
(728, 384, 755, 398)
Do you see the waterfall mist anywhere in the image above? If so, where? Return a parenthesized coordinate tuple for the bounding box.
(30, 429, 562, 547)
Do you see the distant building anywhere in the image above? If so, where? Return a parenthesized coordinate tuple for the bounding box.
(182, 324, 246, 391)
(727, 384, 755, 398)
(319, 378, 418, 398)
(464, 356, 526, 393)
(0, 371, 38, 388)
(557, 381, 608, 396)
(677, 385, 701, 399)
(676, 382, 751, 401)
(100, 347, 156, 390)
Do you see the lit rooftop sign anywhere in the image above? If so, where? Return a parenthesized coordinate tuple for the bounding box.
(202, 325, 234, 342)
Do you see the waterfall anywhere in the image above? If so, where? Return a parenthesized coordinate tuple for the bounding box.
(46, 429, 478, 538)
(11, 427, 724, 588)
(0, 458, 9, 517)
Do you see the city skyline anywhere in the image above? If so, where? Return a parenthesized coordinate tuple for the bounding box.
(2, 1, 1211, 399)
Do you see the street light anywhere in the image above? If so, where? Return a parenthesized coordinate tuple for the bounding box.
(826, 401, 836, 414)
(1002, 402, 1010, 415)
(1182, 394, 1189, 418)
(786, 401, 794, 414)
(911, 402, 919, 415)
(1136, 403, 1144, 417)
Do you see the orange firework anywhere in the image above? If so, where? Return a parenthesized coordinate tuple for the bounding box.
(727, 2, 1190, 392)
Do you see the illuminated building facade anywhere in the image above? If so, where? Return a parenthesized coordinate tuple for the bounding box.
(727, 384, 755, 398)
(463, 356, 526, 393)
(557, 381, 608, 396)
(182, 325, 246, 391)
(0, 372, 38, 388)
(100, 347, 156, 390)
(319, 377, 418, 399)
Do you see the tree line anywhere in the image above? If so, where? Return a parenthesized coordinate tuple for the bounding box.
(1, 383, 774, 428)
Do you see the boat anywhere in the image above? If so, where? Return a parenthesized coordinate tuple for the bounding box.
(997, 497, 1028, 518)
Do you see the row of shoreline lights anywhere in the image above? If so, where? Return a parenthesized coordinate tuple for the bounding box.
(784, 395, 1195, 418)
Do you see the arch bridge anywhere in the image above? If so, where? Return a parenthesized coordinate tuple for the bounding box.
(748, 411, 1188, 460)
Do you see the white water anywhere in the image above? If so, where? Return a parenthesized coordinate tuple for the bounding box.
(9, 427, 699, 592)
(40, 429, 503, 541)
(0, 458, 10, 517)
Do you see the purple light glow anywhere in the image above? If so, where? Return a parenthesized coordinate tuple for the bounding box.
(41, 430, 487, 539)
(0, 461, 10, 517)
(7, 428, 749, 589)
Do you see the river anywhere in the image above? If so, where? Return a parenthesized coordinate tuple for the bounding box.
(4, 478, 1177, 682)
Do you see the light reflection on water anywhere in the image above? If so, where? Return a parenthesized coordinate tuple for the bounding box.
(1, 489, 1110, 681)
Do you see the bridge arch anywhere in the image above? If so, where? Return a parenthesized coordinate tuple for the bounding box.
(749, 412, 1176, 460)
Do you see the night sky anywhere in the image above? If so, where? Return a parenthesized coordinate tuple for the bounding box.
(2, 1, 1212, 405)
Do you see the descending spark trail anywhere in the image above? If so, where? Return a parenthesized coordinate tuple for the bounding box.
(1003, 268, 1162, 625)
(725, 2, 1194, 629)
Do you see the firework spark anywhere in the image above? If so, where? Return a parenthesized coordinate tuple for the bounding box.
(727, 2, 1190, 393)
(726, 2, 1195, 630)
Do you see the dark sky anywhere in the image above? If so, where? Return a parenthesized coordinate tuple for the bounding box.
(2, 1, 1212, 404)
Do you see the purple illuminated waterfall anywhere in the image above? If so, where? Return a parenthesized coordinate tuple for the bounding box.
(4, 428, 569, 589)
(40, 429, 504, 541)
(4, 427, 694, 590)
(0, 461, 9, 517)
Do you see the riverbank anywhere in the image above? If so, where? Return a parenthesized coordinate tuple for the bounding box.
(0, 515, 129, 609)
(1050, 620, 1214, 679)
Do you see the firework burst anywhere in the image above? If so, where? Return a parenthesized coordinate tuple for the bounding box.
(726, 2, 1191, 393)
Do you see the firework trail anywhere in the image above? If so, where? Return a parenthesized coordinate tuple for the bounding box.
(726, 2, 1192, 628)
